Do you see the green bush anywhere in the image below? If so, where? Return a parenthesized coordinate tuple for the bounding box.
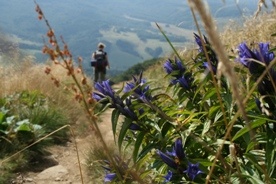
(0, 90, 70, 181)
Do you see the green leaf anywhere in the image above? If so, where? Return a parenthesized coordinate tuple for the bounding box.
(202, 120, 211, 136)
(118, 118, 131, 153)
(208, 106, 220, 118)
(161, 122, 173, 138)
(232, 119, 266, 141)
(0, 112, 5, 123)
(17, 123, 31, 132)
(15, 119, 31, 132)
(269, 47, 276, 52)
(137, 143, 156, 161)
(266, 127, 276, 178)
(144, 120, 161, 132)
(133, 131, 146, 163)
(214, 111, 223, 123)
(244, 152, 265, 174)
(111, 109, 120, 142)
(245, 141, 255, 153)
(202, 88, 216, 102)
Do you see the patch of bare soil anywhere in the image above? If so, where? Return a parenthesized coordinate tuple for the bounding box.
(12, 110, 114, 184)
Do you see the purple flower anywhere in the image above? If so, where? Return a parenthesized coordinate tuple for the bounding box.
(237, 42, 275, 75)
(123, 72, 152, 101)
(166, 138, 185, 160)
(194, 33, 209, 53)
(164, 60, 174, 74)
(194, 33, 218, 74)
(176, 76, 190, 89)
(203, 62, 217, 74)
(94, 80, 115, 97)
(164, 170, 173, 182)
(92, 92, 105, 101)
(174, 138, 185, 160)
(237, 42, 276, 111)
(183, 162, 203, 181)
(129, 123, 141, 131)
(93, 80, 116, 101)
(164, 58, 185, 76)
(93, 80, 126, 109)
(104, 173, 116, 182)
(157, 149, 178, 169)
(164, 58, 193, 89)
(157, 138, 186, 170)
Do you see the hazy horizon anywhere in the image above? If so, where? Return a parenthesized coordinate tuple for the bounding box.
(0, 0, 269, 73)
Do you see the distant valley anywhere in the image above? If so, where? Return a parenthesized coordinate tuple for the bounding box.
(0, 0, 263, 74)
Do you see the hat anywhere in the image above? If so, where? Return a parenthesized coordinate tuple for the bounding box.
(98, 42, 105, 48)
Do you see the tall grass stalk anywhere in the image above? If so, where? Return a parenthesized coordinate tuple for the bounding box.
(33, 1, 144, 183)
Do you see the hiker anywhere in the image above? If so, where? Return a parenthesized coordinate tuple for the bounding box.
(91, 42, 110, 83)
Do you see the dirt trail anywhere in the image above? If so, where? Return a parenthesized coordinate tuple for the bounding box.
(13, 110, 114, 184)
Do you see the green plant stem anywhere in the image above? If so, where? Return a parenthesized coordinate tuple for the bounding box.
(156, 23, 183, 63)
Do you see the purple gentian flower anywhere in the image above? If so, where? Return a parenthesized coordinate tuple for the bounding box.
(104, 173, 116, 182)
(164, 58, 185, 76)
(93, 80, 126, 109)
(256, 42, 274, 65)
(194, 33, 209, 53)
(157, 149, 178, 169)
(129, 123, 141, 131)
(183, 162, 203, 181)
(174, 138, 185, 160)
(194, 33, 218, 74)
(123, 72, 152, 101)
(203, 62, 217, 74)
(92, 92, 105, 101)
(164, 60, 174, 74)
(237, 42, 275, 75)
(94, 80, 115, 97)
(166, 138, 185, 160)
(157, 138, 186, 170)
(164, 170, 173, 182)
(164, 58, 193, 89)
(176, 77, 190, 89)
(93, 80, 116, 101)
(237, 42, 276, 110)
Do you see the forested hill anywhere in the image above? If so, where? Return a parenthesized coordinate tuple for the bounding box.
(0, 0, 262, 73)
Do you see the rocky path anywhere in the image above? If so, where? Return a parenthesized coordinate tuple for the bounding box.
(12, 110, 114, 184)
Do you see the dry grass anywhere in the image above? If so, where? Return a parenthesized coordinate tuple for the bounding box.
(221, 12, 276, 51)
(0, 56, 93, 136)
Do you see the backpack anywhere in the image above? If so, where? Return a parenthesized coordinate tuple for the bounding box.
(91, 50, 107, 70)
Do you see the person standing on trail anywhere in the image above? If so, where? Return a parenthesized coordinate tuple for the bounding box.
(91, 42, 110, 83)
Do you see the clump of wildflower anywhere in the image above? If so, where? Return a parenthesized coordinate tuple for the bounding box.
(157, 138, 186, 171)
(237, 42, 276, 113)
(163, 58, 193, 90)
(183, 162, 204, 181)
(157, 138, 203, 182)
(92, 80, 140, 125)
(101, 156, 133, 183)
(164, 170, 173, 182)
(194, 33, 218, 74)
(237, 42, 275, 76)
(124, 72, 152, 103)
